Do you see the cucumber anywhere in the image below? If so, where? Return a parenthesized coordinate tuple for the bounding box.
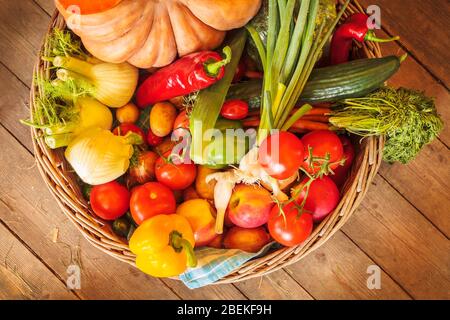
(227, 79, 261, 102)
(227, 56, 402, 104)
(301, 56, 402, 102)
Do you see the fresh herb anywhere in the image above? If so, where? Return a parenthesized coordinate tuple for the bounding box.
(330, 87, 444, 164)
(46, 28, 88, 60)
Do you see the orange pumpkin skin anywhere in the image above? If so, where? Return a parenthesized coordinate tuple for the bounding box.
(58, 0, 122, 14)
(55, 0, 262, 68)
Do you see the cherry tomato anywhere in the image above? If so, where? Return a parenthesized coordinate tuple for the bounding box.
(173, 110, 190, 139)
(155, 151, 197, 190)
(245, 71, 264, 79)
(268, 203, 313, 247)
(90, 181, 130, 221)
(258, 131, 305, 180)
(127, 150, 158, 186)
(130, 182, 176, 225)
(113, 123, 146, 144)
(146, 128, 164, 147)
(220, 100, 249, 120)
(292, 176, 340, 222)
(301, 130, 344, 174)
(233, 60, 247, 83)
(330, 136, 355, 187)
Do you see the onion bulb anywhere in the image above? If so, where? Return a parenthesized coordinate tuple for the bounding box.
(65, 127, 143, 185)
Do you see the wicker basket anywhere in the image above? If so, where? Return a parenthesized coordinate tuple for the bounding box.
(29, 0, 384, 285)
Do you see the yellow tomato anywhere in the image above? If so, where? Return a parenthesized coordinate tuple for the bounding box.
(116, 103, 140, 124)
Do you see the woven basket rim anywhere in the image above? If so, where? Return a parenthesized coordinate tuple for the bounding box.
(29, 0, 385, 285)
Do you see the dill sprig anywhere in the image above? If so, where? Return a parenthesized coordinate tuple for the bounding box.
(26, 77, 91, 127)
(330, 87, 444, 164)
(46, 28, 88, 60)
(24, 28, 92, 130)
(44, 77, 94, 103)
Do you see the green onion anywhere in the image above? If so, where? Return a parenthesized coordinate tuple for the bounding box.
(252, 0, 351, 141)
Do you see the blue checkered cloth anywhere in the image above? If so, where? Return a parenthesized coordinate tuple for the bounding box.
(180, 243, 274, 289)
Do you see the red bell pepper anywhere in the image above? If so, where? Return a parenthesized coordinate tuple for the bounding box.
(136, 47, 232, 108)
(330, 13, 399, 65)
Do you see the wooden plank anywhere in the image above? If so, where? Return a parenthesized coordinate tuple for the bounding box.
(0, 0, 49, 85)
(342, 175, 450, 299)
(0, 63, 34, 151)
(165, 268, 314, 300)
(0, 222, 77, 300)
(0, 126, 180, 300)
(359, 0, 450, 87)
(369, 36, 450, 236)
(379, 142, 450, 237)
(235, 270, 314, 300)
(33, 0, 55, 16)
(163, 279, 247, 300)
(284, 232, 411, 299)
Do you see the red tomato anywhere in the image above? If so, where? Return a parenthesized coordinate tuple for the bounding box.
(90, 181, 130, 221)
(268, 203, 313, 247)
(146, 129, 164, 147)
(173, 110, 190, 139)
(220, 100, 249, 120)
(330, 136, 355, 187)
(301, 130, 344, 174)
(292, 176, 340, 222)
(130, 182, 176, 225)
(245, 71, 264, 79)
(259, 131, 305, 180)
(113, 123, 146, 144)
(155, 152, 197, 190)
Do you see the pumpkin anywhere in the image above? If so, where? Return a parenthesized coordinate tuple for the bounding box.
(55, 0, 262, 68)
(57, 0, 122, 14)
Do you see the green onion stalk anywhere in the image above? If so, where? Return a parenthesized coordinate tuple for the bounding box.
(247, 0, 351, 142)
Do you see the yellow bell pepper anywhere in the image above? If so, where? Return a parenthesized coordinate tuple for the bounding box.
(129, 214, 197, 277)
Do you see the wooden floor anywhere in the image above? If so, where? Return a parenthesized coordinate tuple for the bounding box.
(0, 0, 449, 300)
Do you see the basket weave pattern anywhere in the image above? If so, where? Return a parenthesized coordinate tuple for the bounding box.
(29, 0, 384, 284)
